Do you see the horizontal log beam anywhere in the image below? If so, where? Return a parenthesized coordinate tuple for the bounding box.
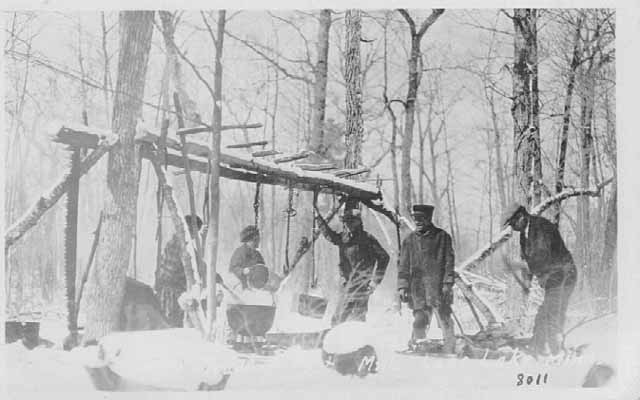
(274, 151, 311, 164)
(297, 163, 336, 171)
(176, 123, 263, 136)
(252, 150, 281, 158)
(334, 167, 370, 177)
(226, 140, 268, 149)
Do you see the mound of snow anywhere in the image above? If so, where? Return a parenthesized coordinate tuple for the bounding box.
(95, 328, 239, 391)
(4, 342, 95, 392)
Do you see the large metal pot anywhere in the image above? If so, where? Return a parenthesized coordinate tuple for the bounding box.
(226, 304, 276, 337)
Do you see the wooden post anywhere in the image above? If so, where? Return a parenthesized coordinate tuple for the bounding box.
(174, 93, 205, 284)
(207, 10, 227, 340)
(76, 211, 104, 315)
(63, 146, 81, 339)
(155, 119, 169, 278)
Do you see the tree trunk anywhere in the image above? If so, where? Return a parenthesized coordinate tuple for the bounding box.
(487, 89, 507, 213)
(206, 10, 226, 337)
(554, 14, 582, 224)
(401, 33, 420, 215)
(509, 8, 540, 323)
(308, 9, 331, 156)
(443, 122, 459, 247)
(270, 67, 280, 269)
(599, 185, 616, 311)
(291, 10, 332, 298)
(82, 11, 154, 342)
(426, 104, 441, 224)
(577, 69, 595, 278)
(511, 9, 540, 208)
(344, 9, 363, 169)
(382, 12, 400, 211)
(397, 9, 444, 215)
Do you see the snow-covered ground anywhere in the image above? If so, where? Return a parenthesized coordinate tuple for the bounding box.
(3, 311, 618, 394)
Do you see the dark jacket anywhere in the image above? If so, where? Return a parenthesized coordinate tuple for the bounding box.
(319, 223, 390, 296)
(520, 215, 576, 286)
(398, 226, 455, 309)
(229, 244, 265, 289)
(155, 234, 214, 290)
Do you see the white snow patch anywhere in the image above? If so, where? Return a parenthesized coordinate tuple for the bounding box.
(97, 328, 239, 390)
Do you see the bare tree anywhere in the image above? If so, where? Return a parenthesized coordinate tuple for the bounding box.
(553, 11, 583, 224)
(82, 11, 154, 342)
(309, 10, 332, 157)
(511, 8, 542, 207)
(397, 8, 445, 215)
(344, 9, 363, 169)
(205, 10, 227, 335)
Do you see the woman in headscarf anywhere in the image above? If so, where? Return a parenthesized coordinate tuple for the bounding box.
(229, 225, 265, 289)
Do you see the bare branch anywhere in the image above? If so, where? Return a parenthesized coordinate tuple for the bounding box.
(200, 11, 217, 46)
(396, 9, 416, 35)
(417, 9, 445, 38)
(225, 29, 312, 84)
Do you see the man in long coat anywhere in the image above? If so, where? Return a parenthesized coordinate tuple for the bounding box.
(398, 205, 456, 353)
(502, 203, 577, 355)
(316, 208, 390, 325)
(155, 215, 207, 327)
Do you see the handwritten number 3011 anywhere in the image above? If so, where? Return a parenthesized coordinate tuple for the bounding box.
(517, 373, 548, 386)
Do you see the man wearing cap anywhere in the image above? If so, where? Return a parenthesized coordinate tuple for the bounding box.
(502, 203, 577, 356)
(316, 207, 390, 325)
(398, 205, 456, 353)
(229, 225, 266, 289)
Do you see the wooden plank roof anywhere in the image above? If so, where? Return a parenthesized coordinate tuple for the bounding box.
(52, 123, 382, 201)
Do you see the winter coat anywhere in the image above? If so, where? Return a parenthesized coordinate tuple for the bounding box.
(520, 215, 576, 287)
(229, 244, 266, 289)
(319, 224, 390, 297)
(155, 234, 210, 290)
(398, 226, 455, 310)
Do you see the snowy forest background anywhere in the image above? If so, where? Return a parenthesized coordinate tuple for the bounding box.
(4, 9, 615, 332)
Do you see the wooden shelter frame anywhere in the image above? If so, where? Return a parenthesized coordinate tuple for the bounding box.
(7, 119, 595, 339)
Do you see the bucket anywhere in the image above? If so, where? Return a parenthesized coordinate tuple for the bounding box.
(5, 321, 41, 349)
(247, 265, 269, 290)
(297, 294, 328, 319)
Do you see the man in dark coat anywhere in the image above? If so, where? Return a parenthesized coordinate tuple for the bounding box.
(155, 215, 222, 327)
(316, 208, 390, 325)
(155, 215, 205, 327)
(229, 225, 266, 289)
(398, 205, 456, 353)
(502, 203, 577, 356)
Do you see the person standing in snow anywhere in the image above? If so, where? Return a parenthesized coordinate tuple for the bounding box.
(155, 215, 222, 327)
(156, 215, 202, 327)
(502, 203, 577, 356)
(229, 225, 266, 290)
(316, 207, 390, 325)
(398, 205, 456, 353)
